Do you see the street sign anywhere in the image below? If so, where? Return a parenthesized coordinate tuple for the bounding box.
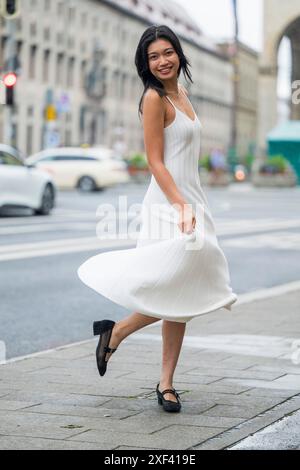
(44, 129, 60, 149)
(56, 92, 71, 114)
(45, 104, 57, 121)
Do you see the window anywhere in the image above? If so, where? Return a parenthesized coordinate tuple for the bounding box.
(49, 155, 97, 162)
(57, 2, 64, 16)
(44, 0, 51, 12)
(44, 27, 50, 41)
(46, 156, 97, 162)
(80, 60, 87, 88)
(56, 53, 65, 85)
(30, 22, 37, 37)
(27, 125, 33, 155)
(43, 50, 50, 83)
(0, 152, 23, 166)
(67, 57, 75, 88)
(38, 156, 56, 162)
(68, 7, 76, 23)
(81, 12, 87, 27)
(29, 45, 37, 80)
(65, 130, 72, 146)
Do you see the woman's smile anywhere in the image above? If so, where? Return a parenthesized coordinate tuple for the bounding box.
(159, 66, 173, 75)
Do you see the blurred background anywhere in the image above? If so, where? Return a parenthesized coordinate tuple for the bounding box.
(0, 0, 299, 360)
(1, 0, 300, 183)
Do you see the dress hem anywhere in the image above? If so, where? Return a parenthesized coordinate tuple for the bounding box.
(131, 293, 238, 323)
(78, 262, 237, 323)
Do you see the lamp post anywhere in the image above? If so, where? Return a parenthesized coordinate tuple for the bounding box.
(84, 40, 106, 146)
(1, 1, 21, 146)
(228, 0, 240, 171)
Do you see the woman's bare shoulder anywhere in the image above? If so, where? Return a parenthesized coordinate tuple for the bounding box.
(142, 88, 164, 113)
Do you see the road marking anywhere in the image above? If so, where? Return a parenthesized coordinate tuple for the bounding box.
(0, 236, 136, 261)
(1, 226, 299, 261)
(223, 231, 300, 250)
(0, 223, 97, 235)
(0, 218, 300, 260)
(215, 219, 300, 235)
(230, 279, 300, 304)
(1, 217, 299, 234)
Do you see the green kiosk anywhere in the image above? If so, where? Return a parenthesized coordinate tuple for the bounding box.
(267, 121, 300, 184)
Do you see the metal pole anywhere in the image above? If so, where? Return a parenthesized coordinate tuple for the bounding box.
(229, 0, 239, 167)
(3, 17, 17, 146)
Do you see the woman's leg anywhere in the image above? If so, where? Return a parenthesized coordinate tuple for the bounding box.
(104, 312, 160, 361)
(159, 320, 186, 402)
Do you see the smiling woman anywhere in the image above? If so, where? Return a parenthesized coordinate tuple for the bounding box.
(77, 24, 237, 413)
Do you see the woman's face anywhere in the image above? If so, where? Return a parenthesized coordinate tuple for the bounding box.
(147, 39, 180, 82)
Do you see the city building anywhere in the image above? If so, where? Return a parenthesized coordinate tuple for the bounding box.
(0, 0, 236, 159)
(218, 40, 259, 158)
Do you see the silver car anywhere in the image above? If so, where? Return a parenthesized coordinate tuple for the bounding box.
(0, 144, 56, 215)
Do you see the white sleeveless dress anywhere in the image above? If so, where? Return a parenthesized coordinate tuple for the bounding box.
(77, 93, 237, 323)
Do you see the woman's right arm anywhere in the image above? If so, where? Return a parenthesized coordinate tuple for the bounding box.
(142, 89, 195, 234)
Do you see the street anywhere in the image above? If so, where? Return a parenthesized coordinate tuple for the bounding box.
(1, 182, 300, 360)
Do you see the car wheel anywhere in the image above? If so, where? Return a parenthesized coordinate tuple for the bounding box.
(35, 184, 55, 216)
(78, 176, 97, 192)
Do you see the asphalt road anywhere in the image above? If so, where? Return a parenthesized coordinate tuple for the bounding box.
(1, 181, 300, 360)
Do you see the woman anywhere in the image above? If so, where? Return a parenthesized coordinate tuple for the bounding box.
(77, 25, 237, 413)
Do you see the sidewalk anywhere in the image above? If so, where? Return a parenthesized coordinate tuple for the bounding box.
(0, 286, 300, 450)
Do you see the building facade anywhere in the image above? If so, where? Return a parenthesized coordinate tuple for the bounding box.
(219, 40, 259, 158)
(0, 0, 237, 159)
(258, 0, 300, 153)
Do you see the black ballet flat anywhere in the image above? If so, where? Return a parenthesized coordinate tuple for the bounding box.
(156, 383, 182, 412)
(93, 320, 117, 377)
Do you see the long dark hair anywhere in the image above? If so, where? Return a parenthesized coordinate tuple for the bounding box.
(134, 25, 193, 118)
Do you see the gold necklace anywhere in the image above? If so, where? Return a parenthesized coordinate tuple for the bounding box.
(166, 89, 180, 98)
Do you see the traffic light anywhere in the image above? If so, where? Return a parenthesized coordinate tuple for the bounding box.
(3, 72, 17, 106)
(0, 0, 20, 19)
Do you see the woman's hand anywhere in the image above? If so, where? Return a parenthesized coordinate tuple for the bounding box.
(178, 205, 196, 234)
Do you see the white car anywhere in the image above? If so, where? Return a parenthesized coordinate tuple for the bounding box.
(27, 147, 130, 192)
(0, 144, 56, 215)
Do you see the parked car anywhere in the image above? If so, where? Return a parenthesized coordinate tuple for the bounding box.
(0, 144, 56, 215)
(26, 147, 130, 192)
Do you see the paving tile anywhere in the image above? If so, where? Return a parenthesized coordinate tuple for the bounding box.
(0, 400, 41, 411)
(214, 376, 300, 391)
(67, 425, 225, 449)
(201, 404, 273, 419)
(1, 288, 300, 450)
(21, 403, 140, 420)
(184, 368, 286, 381)
(0, 435, 112, 450)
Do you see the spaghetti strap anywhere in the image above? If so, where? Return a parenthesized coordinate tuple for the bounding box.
(165, 95, 176, 109)
(165, 84, 184, 108)
(164, 88, 197, 123)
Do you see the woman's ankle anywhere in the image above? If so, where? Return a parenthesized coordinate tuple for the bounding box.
(159, 380, 174, 391)
(113, 322, 126, 345)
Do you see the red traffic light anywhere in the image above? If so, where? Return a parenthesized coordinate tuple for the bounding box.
(3, 72, 17, 88)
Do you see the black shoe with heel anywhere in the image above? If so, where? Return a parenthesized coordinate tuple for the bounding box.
(156, 383, 181, 412)
(93, 320, 117, 377)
